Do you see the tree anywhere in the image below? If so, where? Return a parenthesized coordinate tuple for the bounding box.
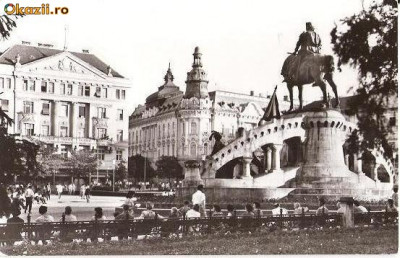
(0, 15, 23, 39)
(128, 154, 155, 181)
(64, 150, 97, 180)
(115, 160, 127, 182)
(331, 0, 397, 158)
(36, 143, 64, 183)
(155, 156, 183, 184)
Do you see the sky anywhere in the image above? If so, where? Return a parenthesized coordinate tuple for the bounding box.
(1, 0, 369, 114)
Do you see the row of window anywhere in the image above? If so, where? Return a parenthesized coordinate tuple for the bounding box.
(23, 123, 124, 141)
(56, 145, 123, 161)
(22, 79, 126, 99)
(22, 101, 124, 120)
(130, 142, 210, 158)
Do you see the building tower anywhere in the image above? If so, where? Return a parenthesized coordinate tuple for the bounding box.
(184, 46, 209, 99)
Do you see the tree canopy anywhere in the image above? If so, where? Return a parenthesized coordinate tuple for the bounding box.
(331, 0, 398, 157)
(64, 149, 97, 179)
(128, 154, 155, 181)
(155, 156, 183, 183)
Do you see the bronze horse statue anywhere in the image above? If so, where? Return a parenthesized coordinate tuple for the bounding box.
(281, 54, 340, 111)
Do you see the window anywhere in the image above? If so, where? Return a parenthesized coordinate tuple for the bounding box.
(190, 142, 197, 156)
(41, 81, 47, 92)
(24, 123, 34, 136)
(102, 88, 108, 98)
(389, 117, 396, 127)
(6, 78, 11, 89)
(78, 85, 84, 96)
(190, 122, 197, 135)
(23, 101, 34, 114)
(121, 90, 126, 99)
(59, 126, 68, 137)
(1, 99, 9, 112)
(117, 130, 123, 142)
(48, 82, 54, 93)
(97, 128, 107, 139)
(29, 81, 35, 91)
(42, 103, 50, 115)
(60, 104, 69, 117)
(0, 78, 4, 88)
(60, 83, 66, 95)
(96, 148, 105, 160)
(95, 87, 101, 97)
(23, 80, 28, 91)
(41, 125, 49, 136)
(116, 89, 120, 99)
(117, 109, 123, 120)
(78, 128, 85, 138)
(97, 107, 106, 118)
(78, 106, 85, 118)
(84, 86, 90, 96)
(67, 84, 72, 95)
(116, 150, 122, 161)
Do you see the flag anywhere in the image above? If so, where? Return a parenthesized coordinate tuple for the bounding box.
(260, 86, 280, 123)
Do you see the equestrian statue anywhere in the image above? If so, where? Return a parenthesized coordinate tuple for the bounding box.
(281, 22, 340, 111)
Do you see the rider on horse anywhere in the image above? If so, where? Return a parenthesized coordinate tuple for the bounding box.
(282, 22, 322, 82)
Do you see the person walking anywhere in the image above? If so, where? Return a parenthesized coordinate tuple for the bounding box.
(85, 185, 91, 203)
(24, 185, 34, 214)
(192, 185, 206, 218)
(80, 184, 86, 199)
(46, 183, 51, 200)
(56, 184, 63, 200)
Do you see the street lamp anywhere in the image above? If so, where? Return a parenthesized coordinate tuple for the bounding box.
(112, 159, 116, 192)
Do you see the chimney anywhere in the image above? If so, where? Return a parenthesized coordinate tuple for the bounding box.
(250, 91, 254, 96)
(82, 49, 89, 53)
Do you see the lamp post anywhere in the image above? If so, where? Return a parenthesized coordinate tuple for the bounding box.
(112, 159, 116, 192)
(143, 152, 146, 190)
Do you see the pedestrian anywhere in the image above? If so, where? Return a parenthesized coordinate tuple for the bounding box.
(316, 198, 329, 215)
(35, 205, 54, 245)
(272, 203, 288, 216)
(80, 184, 86, 199)
(56, 183, 63, 200)
(178, 200, 191, 218)
(85, 185, 91, 203)
(253, 202, 263, 217)
(6, 209, 24, 245)
(192, 185, 206, 218)
(46, 183, 51, 200)
(243, 204, 255, 217)
(60, 206, 77, 222)
(72, 183, 76, 195)
(24, 185, 34, 214)
(68, 183, 73, 195)
(354, 200, 368, 214)
(124, 190, 137, 215)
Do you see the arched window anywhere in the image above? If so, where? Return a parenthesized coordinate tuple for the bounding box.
(191, 122, 197, 135)
(190, 142, 197, 156)
(163, 124, 165, 138)
(167, 144, 170, 156)
(168, 123, 170, 136)
(172, 142, 175, 155)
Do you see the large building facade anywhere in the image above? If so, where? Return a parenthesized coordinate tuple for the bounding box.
(129, 47, 295, 165)
(0, 44, 130, 180)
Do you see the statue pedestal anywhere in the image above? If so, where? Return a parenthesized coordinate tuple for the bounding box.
(182, 160, 204, 187)
(297, 110, 359, 188)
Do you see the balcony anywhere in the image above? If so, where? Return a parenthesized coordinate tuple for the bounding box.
(20, 135, 96, 146)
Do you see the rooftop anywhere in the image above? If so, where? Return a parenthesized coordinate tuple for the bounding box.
(0, 44, 124, 78)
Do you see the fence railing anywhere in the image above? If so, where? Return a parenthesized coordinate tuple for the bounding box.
(0, 211, 397, 246)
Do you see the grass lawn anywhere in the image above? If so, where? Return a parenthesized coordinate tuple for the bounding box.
(1, 226, 397, 255)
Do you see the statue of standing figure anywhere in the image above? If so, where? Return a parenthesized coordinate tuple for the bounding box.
(281, 22, 340, 111)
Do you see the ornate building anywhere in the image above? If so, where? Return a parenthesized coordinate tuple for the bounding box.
(129, 47, 294, 165)
(0, 43, 130, 181)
